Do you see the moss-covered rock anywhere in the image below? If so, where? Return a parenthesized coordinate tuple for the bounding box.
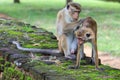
(0, 57, 33, 80)
(0, 19, 120, 80)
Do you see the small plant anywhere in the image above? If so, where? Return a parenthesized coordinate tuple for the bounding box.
(2, 61, 33, 80)
(22, 26, 34, 32)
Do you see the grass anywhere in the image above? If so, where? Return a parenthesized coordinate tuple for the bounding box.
(0, 6, 120, 80)
(0, 0, 120, 56)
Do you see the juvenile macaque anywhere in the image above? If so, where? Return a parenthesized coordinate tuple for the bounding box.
(74, 17, 99, 69)
(56, 2, 82, 59)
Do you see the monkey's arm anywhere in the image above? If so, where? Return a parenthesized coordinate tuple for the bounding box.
(63, 19, 84, 33)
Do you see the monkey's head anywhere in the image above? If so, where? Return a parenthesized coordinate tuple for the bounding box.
(67, 2, 81, 21)
(74, 17, 97, 45)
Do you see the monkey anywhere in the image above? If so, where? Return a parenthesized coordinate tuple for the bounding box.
(74, 17, 100, 70)
(11, 2, 83, 59)
(11, 2, 84, 60)
(56, 2, 84, 59)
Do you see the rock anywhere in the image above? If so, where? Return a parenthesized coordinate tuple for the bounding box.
(29, 66, 75, 80)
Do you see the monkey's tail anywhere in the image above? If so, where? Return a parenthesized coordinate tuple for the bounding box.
(12, 41, 62, 56)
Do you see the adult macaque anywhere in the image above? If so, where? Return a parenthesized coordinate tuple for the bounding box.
(11, 2, 83, 59)
(74, 17, 99, 70)
(56, 2, 83, 59)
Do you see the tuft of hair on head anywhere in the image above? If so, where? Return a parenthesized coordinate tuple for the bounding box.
(85, 17, 97, 26)
(67, 2, 81, 11)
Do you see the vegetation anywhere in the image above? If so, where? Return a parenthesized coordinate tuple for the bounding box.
(0, 20, 58, 49)
(0, 7, 120, 79)
(0, 0, 120, 55)
(0, 1, 120, 80)
(14, 0, 20, 3)
(1, 57, 120, 80)
(104, 0, 120, 3)
(1, 0, 119, 56)
(0, 57, 32, 80)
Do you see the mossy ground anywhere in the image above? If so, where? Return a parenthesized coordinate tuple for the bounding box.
(0, 19, 120, 80)
(0, 19, 58, 49)
(0, 57, 32, 80)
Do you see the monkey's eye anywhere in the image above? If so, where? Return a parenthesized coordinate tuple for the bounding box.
(77, 11, 80, 13)
(74, 11, 80, 13)
(74, 26, 80, 31)
(76, 26, 80, 30)
(67, 5, 70, 9)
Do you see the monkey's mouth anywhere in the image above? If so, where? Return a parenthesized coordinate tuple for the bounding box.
(77, 38, 85, 45)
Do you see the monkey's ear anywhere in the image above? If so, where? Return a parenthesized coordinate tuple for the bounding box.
(67, 5, 70, 9)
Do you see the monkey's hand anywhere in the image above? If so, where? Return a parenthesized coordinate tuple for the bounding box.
(73, 18, 86, 31)
(78, 18, 86, 24)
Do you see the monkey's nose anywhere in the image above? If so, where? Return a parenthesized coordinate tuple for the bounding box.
(86, 33, 91, 38)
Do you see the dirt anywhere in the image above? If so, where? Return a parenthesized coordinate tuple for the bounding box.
(0, 13, 14, 20)
(0, 13, 120, 69)
(84, 45, 120, 69)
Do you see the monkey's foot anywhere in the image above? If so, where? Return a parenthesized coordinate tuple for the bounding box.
(90, 58, 101, 65)
(65, 54, 76, 60)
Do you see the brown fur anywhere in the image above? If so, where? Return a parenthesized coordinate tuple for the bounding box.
(56, 2, 82, 58)
(74, 17, 99, 69)
(68, 2, 81, 11)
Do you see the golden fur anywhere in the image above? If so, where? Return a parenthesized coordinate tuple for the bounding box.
(74, 17, 99, 69)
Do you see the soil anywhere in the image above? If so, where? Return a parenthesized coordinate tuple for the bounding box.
(0, 13, 120, 69)
(84, 46, 120, 69)
(0, 13, 14, 20)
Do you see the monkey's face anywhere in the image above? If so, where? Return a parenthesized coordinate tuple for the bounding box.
(74, 23, 95, 45)
(68, 6, 81, 21)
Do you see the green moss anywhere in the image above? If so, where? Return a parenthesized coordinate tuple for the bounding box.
(0, 19, 120, 80)
(21, 26, 34, 32)
(0, 20, 58, 49)
(4, 61, 11, 67)
(28, 60, 120, 80)
(23, 42, 57, 49)
(26, 76, 32, 80)
(40, 43, 57, 48)
(2, 61, 33, 80)
(0, 58, 32, 80)
(8, 30, 23, 36)
(0, 57, 5, 64)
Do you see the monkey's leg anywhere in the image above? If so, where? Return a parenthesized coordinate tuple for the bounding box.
(68, 44, 81, 69)
(91, 40, 99, 69)
(71, 37, 85, 59)
(58, 39, 64, 53)
(80, 44, 86, 59)
(91, 47, 97, 65)
(62, 35, 75, 59)
(75, 44, 83, 69)
(75, 49, 80, 68)
(91, 41, 104, 71)
(61, 35, 69, 57)
(71, 37, 77, 54)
